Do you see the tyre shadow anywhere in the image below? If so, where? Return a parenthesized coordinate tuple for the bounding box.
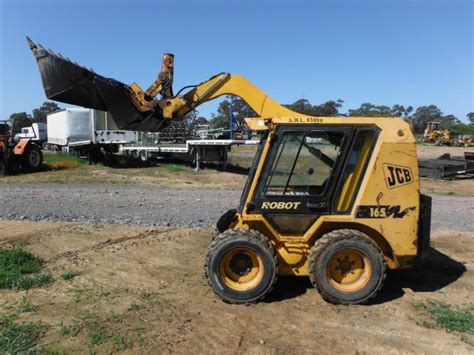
(265, 277, 313, 303)
(368, 247, 467, 305)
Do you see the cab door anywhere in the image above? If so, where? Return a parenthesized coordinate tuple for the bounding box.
(249, 126, 351, 235)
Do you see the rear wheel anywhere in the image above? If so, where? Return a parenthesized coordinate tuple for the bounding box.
(205, 229, 278, 304)
(21, 144, 43, 172)
(308, 229, 385, 304)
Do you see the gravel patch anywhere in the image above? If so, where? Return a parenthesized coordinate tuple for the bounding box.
(0, 184, 241, 228)
(0, 184, 472, 232)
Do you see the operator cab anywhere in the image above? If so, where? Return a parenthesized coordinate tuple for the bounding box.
(242, 125, 378, 235)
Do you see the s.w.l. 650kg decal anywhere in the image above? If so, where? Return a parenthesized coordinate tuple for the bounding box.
(356, 205, 416, 218)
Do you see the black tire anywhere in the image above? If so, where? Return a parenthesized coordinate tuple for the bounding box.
(0, 160, 6, 177)
(21, 144, 43, 172)
(205, 229, 278, 304)
(308, 229, 386, 305)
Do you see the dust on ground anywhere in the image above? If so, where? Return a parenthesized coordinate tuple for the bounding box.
(0, 221, 472, 354)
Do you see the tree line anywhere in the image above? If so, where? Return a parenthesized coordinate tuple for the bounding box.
(7, 99, 474, 136)
(8, 102, 61, 134)
(208, 96, 474, 135)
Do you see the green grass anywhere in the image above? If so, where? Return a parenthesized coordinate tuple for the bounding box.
(60, 319, 82, 338)
(43, 152, 88, 167)
(89, 328, 110, 345)
(0, 248, 53, 290)
(112, 335, 133, 350)
(414, 300, 474, 333)
(61, 271, 81, 281)
(165, 164, 187, 173)
(0, 248, 41, 274)
(18, 296, 37, 313)
(0, 314, 44, 354)
(428, 302, 474, 333)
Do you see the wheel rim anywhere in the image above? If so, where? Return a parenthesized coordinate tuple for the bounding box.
(29, 150, 40, 167)
(219, 247, 264, 291)
(327, 248, 372, 293)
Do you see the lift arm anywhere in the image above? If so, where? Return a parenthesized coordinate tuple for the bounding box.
(160, 73, 304, 120)
(27, 37, 306, 131)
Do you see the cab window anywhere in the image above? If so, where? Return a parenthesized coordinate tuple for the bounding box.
(264, 131, 344, 196)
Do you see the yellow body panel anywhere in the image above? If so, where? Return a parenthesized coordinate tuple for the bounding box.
(233, 116, 420, 275)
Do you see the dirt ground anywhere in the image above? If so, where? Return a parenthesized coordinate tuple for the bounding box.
(0, 221, 472, 354)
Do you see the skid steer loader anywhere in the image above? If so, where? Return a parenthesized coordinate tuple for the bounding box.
(28, 37, 431, 304)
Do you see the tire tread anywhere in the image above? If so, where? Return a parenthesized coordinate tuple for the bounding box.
(308, 229, 386, 304)
(205, 228, 278, 304)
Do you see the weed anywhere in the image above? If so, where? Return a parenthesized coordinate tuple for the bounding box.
(0, 248, 41, 274)
(45, 348, 65, 355)
(0, 248, 53, 290)
(112, 335, 133, 350)
(414, 300, 474, 333)
(428, 302, 474, 333)
(0, 314, 44, 353)
(89, 328, 110, 345)
(61, 271, 80, 281)
(165, 164, 186, 173)
(60, 319, 82, 338)
(18, 296, 37, 313)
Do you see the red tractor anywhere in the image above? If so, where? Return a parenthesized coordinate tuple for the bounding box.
(0, 121, 43, 177)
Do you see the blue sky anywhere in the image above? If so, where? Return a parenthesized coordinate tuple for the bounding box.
(1, 0, 472, 122)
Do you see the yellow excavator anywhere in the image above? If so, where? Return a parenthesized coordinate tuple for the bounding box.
(28, 37, 431, 305)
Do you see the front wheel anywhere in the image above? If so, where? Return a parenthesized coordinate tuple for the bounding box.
(21, 144, 43, 172)
(205, 229, 278, 304)
(309, 229, 386, 304)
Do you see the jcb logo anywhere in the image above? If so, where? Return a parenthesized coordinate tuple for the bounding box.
(383, 164, 413, 189)
(261, 201, 301, 210)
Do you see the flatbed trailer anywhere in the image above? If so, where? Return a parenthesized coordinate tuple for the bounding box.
(418, 152, 474, 179)
(121, 139, 258, 170)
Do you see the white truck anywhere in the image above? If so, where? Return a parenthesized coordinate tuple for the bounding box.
(14, 123, 47, 143)
(47, 108, 257, 168)
(47, 108, 139, 154)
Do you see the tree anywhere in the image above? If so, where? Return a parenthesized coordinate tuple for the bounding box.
(9, 112, 32, 135)
(284, 99, 343, 116)
(467, 112, 474, 125)
(348, 103, 413, 118)
(32, 101, 61, 123)
(195, 116, 209, 125)
(210, 96, 256, 129)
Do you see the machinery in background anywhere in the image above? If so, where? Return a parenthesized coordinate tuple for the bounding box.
(14, 122, 47, 144)
(422, 121, 454, 145)
(453, 135, 474, 147)
(0, 121, 43, 176)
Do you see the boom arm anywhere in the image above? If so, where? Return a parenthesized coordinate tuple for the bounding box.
(27, 37, 306, 131)
(132, 72, 307, 122)
(168, 73, 303, 120)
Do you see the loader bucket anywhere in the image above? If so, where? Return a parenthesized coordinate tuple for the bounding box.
(27, 37, 167, 131)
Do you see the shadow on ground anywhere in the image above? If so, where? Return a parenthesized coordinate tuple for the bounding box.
(369, 247, 467, 305)
(264, 247, 466, 305)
